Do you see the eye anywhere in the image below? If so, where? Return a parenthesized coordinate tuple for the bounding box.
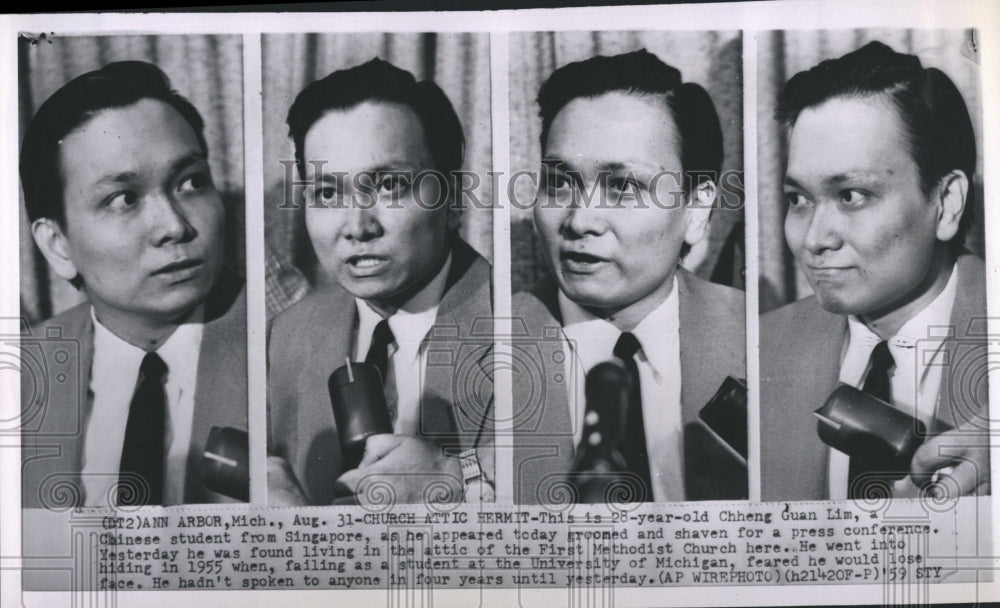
(178, 171, 214, 193)
(543, 171, 573, 195)
(315, 185, 337, 202)
(838, 189, 868, 207)
(784, 191, 809, 208)
(376, 172, 411, 195)
(105, 191, 139, 212)
(609, 176, 642, 195)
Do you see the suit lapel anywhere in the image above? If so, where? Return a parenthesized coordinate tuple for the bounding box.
(936, 255, 988, 431)
(186, 280, 248, 503)
(676, 270, 750, 499)
(678, 270, 736, 425)
(764, 299, 845, 500)
(512, 280, 575, 504)
(421, 240, 493, 447)
(22, 304, 95, 508)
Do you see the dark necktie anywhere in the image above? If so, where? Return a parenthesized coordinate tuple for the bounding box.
(119, 352, 167, 506)
(848, 340, 894, 498)
(365, 318, 397, 422)
(613, 332, 652, 502)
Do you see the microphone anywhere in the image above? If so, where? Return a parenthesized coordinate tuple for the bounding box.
(683, 376, 749, 500)
(814, 384, 929, 479)
(201, 426, 249, 501)
(328, 359, 393, 471)
(569, 360, 632, 503)
(697, 376, 748, 460)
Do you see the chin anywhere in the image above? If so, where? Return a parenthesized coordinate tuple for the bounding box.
(560, 284, 624, 312)
(338, 277, 398, 303)
(158, 292, 211, 321)
(813, 291, 869, 317)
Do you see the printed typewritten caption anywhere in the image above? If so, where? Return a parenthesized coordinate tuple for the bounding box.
(21, 498, 990, 591)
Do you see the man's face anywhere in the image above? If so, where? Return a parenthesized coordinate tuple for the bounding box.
(783, 95, 947, 320)
(534, 92, 705, 321)
(56, 98, 224, 327)
(303, 101, 452, 310)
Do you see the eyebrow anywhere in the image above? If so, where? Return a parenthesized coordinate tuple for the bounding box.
(91, 151, 207, 187)
(314, 159, 424, 176)
(784, 171, 880, 191)
(541, 157, 666, 174)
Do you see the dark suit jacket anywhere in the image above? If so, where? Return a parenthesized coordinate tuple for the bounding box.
(21, 271, 248, 508)
(511, 268, 747, 504)
(760, 254, 989, 501)
(267, 239, 494, 505)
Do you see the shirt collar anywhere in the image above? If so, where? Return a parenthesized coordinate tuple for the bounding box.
(893, 262, 959, 347)
(90, 305, 204, 384)
(91, 308, 146, 388)
(356, 252, 453, 355)
(156, 307, 205, 385)
(848, 261, 959, 349)
(558, 274, 679, 376)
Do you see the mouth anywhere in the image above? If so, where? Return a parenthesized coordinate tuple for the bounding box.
(806, 264, 855, 280)
(559, 250, 609, 274)
(153, 258, 204, 282)
(345, 254, 390, 276)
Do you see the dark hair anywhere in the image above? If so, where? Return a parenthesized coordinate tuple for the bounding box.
(777, 41, 977, 248)
(286, 58, 465, 178)
(536, 48, 723, 192)
(20, 61, 208, 227)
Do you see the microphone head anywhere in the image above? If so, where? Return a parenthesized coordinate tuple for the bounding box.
(815, 384, 927, 475)
(202, 426, 249, 501)
(328, 361, 392, 470)
(584, 360, 630, 444)
(571, 360, 634, 502)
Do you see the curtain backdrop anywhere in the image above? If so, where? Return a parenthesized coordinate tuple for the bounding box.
(508, 30, 745, 294)
(18, 34, 245, 325)
(757, 29, 984, 313)
(261, 33, 492, 319)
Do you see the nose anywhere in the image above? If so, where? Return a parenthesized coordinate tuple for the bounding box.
(342, 206, 384, 242)
(800, 200, 845, 254)
(148, 192, 196, 246)
(560, 191, 610, 239)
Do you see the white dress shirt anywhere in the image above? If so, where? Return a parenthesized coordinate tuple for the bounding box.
(354, 254, 452, 435)
(828, 263, 959, 499)
(559, 275, 684, 502)
(82, 307, 204, 506)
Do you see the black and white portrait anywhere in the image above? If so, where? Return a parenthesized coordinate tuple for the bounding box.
(757, 30, 990, 503)
(19, 35, 249, 512)
(508, 31, 747, 505)
(261, 33, 496, 507)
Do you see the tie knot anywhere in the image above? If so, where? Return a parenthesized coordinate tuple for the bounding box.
(870, 340, 894, 372)
(613, 332, 642, 362)
(371, 318, 395, 348)
(140, 352, 167, 381)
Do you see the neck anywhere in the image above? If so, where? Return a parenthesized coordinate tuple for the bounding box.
(91, 301, 193, 351)
(365, 243, 451, 318)
(861, 251, 955, 340)
(581, 270, 675, 332)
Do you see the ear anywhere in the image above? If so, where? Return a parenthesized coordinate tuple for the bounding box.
(934, 169, 968, 243)
(441, 179, 462, 232)
(30, 218, 79, 283)
(446, 203, 462, 232)
(683, 179, 715, 247)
